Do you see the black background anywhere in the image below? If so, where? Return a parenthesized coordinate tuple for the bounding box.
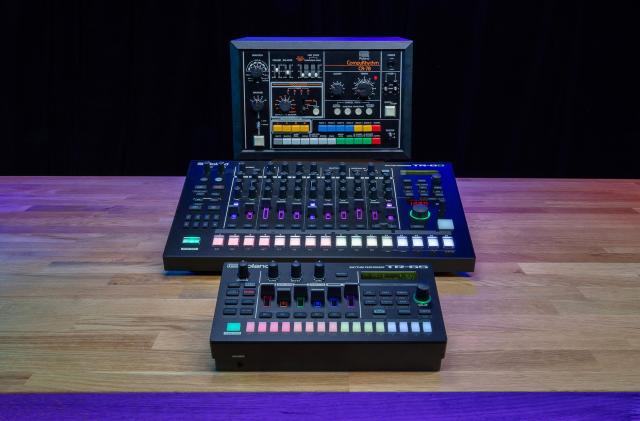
(2, 0, 639, 177)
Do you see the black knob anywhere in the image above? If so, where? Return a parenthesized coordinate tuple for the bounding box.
(310, 162, 318, 174)
(296, 162, 304, 173)
(384, 187, 393, 200)
(294, 186, 302, 199)
(250, 97, 265, 112)
(279, 186, 287, 199)
(262, 184, 272, 198)
(250, 66, 264, 79)
(355, 81, 373, 98)
(354, 186, 363, 199)
(367, 162, 375, 175)
(314, 261, 325, 279)
(369, 186, 378, 200)
(291, 260, 302, 279)
(248, 185, 257, 199)
(353, 171, 361, 180)
(339, 186, 347, 200)
(330, 82, 344, 97)
(279, 99, 292, 113)
(339, 162, 347, 173)
(268, 260, 279, 279)
(237, 260, 249, 280)
(325, 187, 333, 200)
(309, 187, 317, 199)
(411, 203, 429, 220)
(415, 282, 431, 303)
(233, 185, 242, 199)
(238, 162, 246, 172)
(324, 171, 332, 181)
(280, 162, 289, 172)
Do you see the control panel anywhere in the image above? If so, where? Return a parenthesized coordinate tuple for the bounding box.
(163, 160, 475, 273)
(230, 37, 413, 159)
(210, 261, 446, 371)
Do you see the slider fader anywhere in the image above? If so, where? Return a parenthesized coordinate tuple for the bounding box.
(210, 261, 446, 371)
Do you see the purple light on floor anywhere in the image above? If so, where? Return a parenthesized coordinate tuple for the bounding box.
(340, 210, 348, 220)
(278, 209, 285, 220)
(262, 208, 269, 220)
(246, 211, 253, 220)
(325, 212, 332, 220)
(356, 208, 363, 220)
(293, 211, 301, 220)
(372, 210, 379, 220)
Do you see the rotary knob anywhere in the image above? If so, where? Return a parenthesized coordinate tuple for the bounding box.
(291, 260, 302, 279)
(268, 260, 279, 279)
(278, 97, 292, 113)
(414, 282, 431, 304)
(354, 77, 374, 99)
(330, 81, 345, 97)
(314, 261, 325, 279)
(410, 203, 430, 220)
(250, 96, 265, 112)
(237, 260, 249, 280)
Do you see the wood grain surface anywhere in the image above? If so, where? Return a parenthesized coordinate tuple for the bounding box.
(0, 176, 639, 392)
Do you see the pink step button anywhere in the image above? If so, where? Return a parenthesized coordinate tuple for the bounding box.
(329, 322, 338, 333)
(257, 322, 267, 333)
(269, 322, 278, 332)
(246, 321, 255, 333)
(305, 321, 314, 332)
(281, 322, 291, 333)
(212, 235, 225, 247)
(293, 322, 303, 333)
(317, 322, 326, 332)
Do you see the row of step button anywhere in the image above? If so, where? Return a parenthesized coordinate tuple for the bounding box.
(209, 234, 455, 249)
(227, 320, 432, 334)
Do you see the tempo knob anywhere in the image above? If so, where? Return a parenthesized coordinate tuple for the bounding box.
(278, 98, 292, 113)
(268, 260, 279, 279)
(291, 260, 302, 279)
(314, 261, 325, 279)
(414, 282, 431, 304)
(237, 260, 249, 280)
(329, 81, 345, 97)
(410, 203, 430, 220)
(354, 78, 374, 99)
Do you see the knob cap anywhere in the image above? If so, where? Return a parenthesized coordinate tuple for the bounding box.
(367, 162, 375, 175)
(238, 260, 249, 280)
(415, 282, 431, 303)
(339, 186, 347, 200)
(233, 185, 242, 199)
(369, 187, 378, 200)
(330, 82, 344, 97)
(314, 261, 325, 279)
(248, 185, 257, 199)
(296, 162, 304, 173)
(294, 186, 302, 199)
(279, 99, 292, 113)
(325, 187, 333, 199)
(355, 81, 373, 98)
(309, 187, 317, 199)
(280, 162, 289, 172)
(310, 162, 318, 174)
(410, 203, 430, 220)
(354, 186, 363, 199)
(291, 260, 302, 279)
(262, 184, 272, 198)
(268, 261, 279, 279)
(279, 186, 287, 199)
(250, 96, 265, 112)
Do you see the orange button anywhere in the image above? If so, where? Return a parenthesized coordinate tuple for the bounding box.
(272, 124, 283, 132)
(372, 124, 381, 132)
(363, 125, 373, 132)
(280, 125, 292, 132)
(354, 125, 364, 132)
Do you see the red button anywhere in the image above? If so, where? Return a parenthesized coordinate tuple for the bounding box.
(372, 137, 381, 145)
(372, 124, 381, 132)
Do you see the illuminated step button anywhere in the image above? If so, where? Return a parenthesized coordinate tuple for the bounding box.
(372, 137, 381, 145)
(336, 236, 347, 248)
(381, 236, 393, 248)
(259, 236, 270, 247)
(305, 321, 314, 333)
(257, 322, 267, 333)
(269, 322, 278, 333)
(274, 235, 286, 247)
(396, 236, 409, 248)
(375, 322, 385, 333)
(363, 124, 373, 132)
(422, 321, 432, 333)
(351, 235, 363, 247)
(318, 125, 328, 133)
(243, 235, 255, 247)
(293, 322, 303, 333)
(427, 236, 439, 249)
(352, 322, 362, 333)
(438, 219, 454, 230)
(411, 322, 421, 332)
(281, 322, 291, 333)
(246, 321, 255, 333)
(366, 236, 378, 248)
(399, 322, 409, 333)
(212, 235, 225, 247)
(317, 321, 326, 333)
(442, 237, 455, 248)
(363, 322, 374, 333)
(387, 322, 397, 333)
(411, 236, 424, 248)
(305, 235, 316, 248)
(340, 322, 349, 333)
(182, 236, 200, 245)
(372, 124, 381, 132)
(227, 235, 240, 247)
(354, 125, 364, 132)
(290, 236, 301, 247)
(320, 236, 332, 247)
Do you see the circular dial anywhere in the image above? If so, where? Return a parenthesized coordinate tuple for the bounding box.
(329, 81, 345, 97)
(277, 95, 293, 113)
(410, 203, 430, 220)
(353, 77, 375, 99)
(246, 60, 268, 80)
(414, 282, 431, 304)
(249, 95, 265, 112)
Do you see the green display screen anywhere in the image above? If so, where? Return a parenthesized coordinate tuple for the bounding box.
(360, 271, 417, 280)
(400, 170, 439, 175)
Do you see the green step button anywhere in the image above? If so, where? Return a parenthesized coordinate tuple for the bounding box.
(226, 322, 241, 332)
(363, 138, 372, 144)
(182, 236, 201, 245)
(345, 138, 355, 144)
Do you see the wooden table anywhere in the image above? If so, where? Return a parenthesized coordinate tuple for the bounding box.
(1, 177, 639, 392)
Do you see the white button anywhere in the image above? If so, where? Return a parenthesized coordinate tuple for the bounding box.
(305, 235, 316, 248)
(352, 322, 361, 333)
(384, 105, 396, 117)
(399, 322, 409, 333)
(258, 236, 270, 247)
(438, 219, 454, 230)
(336, 236, 347, 247)
(355, 108, 363, 115)
(375, 322, 385, 332)
(343, 108, 351, 115)
(253, 135, 265, 147)
(427, 236, 439, 248)
(397, 236, 408, 247)
(422, 321, 432, 333)
(351, 235, 363, 247)
(412, 236, 424, 248)
(312, 107, 320, 115)
(243, 235, 255, 247)
(334, 108, 342, 116)
(387, 322, 397, 333)
(381, 236, 393, 247)
(365, 107, 373, 115)
(366, 236, 378, 247)
(443, 237, 455, 248)
(411, 322, 421, 332)
(340, 322, 349, 333)
(212, 235, 225, 246)
(228, 235, 240, 247)
(290, 236, 301, 247)
(320, 236, 332, 247)
(274, 235, 286, 247)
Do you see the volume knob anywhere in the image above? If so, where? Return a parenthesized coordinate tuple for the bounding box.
(238, 260, 249, 280)
(291, 260, 302, 279)
(414, 282, 431, 304)
(314, 261, 325, 279)
(268, 260, 279, 279)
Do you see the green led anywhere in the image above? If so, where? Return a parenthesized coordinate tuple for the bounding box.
(296, 297, 304, 308)
(409, 210, 431, 221)
(182, 236, 201, 245)
(413, 294, 432, 306)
